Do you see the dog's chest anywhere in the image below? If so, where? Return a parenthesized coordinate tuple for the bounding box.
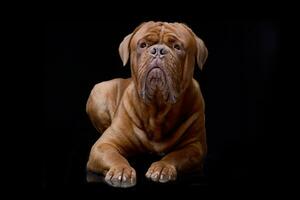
(144, 117, 173, 141)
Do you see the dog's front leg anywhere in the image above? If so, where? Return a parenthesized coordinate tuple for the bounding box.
(87, 128, 136, 188)
(146, 142, 205, 183)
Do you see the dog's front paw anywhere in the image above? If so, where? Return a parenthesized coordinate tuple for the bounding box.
(146, 161, 177, 183)
(105, 165, 136, 188)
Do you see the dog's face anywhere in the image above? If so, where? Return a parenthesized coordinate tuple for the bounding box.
(119, 21, 208, 104)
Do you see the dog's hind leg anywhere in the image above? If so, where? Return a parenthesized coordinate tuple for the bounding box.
(86, 78, 131, 134)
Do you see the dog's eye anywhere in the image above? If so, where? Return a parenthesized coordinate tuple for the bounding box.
(173, 44, 181, 50)
(139, 42, 147, 48)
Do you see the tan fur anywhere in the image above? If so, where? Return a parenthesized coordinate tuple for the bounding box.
(86, 21, 208, 188)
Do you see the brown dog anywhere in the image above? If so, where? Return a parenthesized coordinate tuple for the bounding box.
(86, 21, 208, 188)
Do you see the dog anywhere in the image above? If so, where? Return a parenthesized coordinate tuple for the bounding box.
(86, 21, 208, 188)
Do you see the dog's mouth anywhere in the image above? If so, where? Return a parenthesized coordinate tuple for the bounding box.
(141, 66, 168, 103)
(138, 55, 181, 105)
(140, 64, 178, 104)
(146, 67, 167, 91)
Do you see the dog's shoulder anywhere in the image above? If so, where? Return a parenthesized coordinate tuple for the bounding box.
(90, 78, 131, 98)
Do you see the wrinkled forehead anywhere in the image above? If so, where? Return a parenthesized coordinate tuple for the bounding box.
(131, 21, 195, 46)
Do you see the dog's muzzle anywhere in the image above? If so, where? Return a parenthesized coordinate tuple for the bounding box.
(139, 44, 179, 104)
(146, 67, 167, 94)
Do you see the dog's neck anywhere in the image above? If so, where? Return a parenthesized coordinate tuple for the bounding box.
(127, 82, 191, 142)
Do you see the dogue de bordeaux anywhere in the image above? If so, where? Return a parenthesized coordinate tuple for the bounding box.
(86, 21, 208, 188)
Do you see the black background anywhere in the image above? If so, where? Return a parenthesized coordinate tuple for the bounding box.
(43, 17, 282, 194)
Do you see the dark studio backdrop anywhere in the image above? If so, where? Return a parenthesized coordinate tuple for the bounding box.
(43, 17, 281, 193)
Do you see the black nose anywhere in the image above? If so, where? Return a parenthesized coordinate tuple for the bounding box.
(150, 45, 168, 57)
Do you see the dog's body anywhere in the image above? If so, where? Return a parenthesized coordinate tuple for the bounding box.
(86, 21, 208, 188)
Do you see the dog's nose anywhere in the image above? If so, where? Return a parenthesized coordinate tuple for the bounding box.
(149, 45, 168, 57)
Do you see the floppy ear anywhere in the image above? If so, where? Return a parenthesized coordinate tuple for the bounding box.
(178, 23, 208, 70)
(118, 33, 133, 66)
(118, 22, 149, 66)
(195, 36, 208, 70)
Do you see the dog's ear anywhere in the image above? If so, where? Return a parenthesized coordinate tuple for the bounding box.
(119, 33, 133, 66)
(179, 23, 208, 70)
(195, 36, 208, 70)
(119, 22, 148, 66)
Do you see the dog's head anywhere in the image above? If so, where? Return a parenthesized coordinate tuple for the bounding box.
(119, 21, 208, 104)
